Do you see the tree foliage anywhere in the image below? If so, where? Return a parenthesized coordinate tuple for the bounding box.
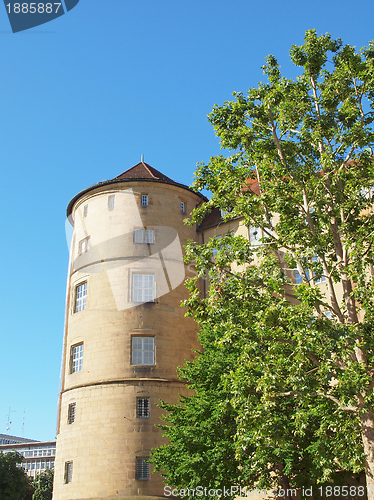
(152, 30, 374, 499)
(0, 451, 32, 500)
(32, 468, 54, 500)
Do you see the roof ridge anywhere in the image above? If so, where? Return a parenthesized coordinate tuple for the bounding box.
(142, 162, 158, 179)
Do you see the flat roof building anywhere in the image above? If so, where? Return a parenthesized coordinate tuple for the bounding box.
(0, 436, 56, 478)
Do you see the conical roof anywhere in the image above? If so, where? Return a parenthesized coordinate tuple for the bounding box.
(114, 161, 177, 184)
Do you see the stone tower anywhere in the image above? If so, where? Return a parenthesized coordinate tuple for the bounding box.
(53, 162, 204, 500)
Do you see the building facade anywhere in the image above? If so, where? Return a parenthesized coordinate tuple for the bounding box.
(0, 435, 56, 478)
(53, 162, 205, 500)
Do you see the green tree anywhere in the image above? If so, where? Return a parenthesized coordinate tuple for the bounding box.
(32, 468, 54, 500)
(0, 451, 32, 500)
(152, 30, 374, 498)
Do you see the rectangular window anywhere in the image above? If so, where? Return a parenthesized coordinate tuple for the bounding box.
(83, 204, 88, 217)
(74, 282, 87, 312)
(134, 229, 144, 243)
(71, 344, 84, 373)
(249, 226, 261, 244)
(294, 268, 310, 285)
(312, 256, 326, 284)
(181, 201, 185, 213)
(136, 457, 149, 480)
(141, 194, 148, 206)
(65, 461, 73, 484)
(132, 337, 154, 365)
(132, 274, 154, 302)
(78, 236, 90, 255)
(145, 229, 154, 244)
(108, 195, 115, 210)
(137, 398, 150, 418)
(134, 229, 154, 244)
(68, 403, 76, 424)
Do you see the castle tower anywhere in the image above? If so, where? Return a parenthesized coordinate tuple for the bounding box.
(53, 162, 205, 500)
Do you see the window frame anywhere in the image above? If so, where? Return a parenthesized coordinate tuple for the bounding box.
(180, 201, 186, 213)
(74, 282, 87, 313)
(78, 236, 90, 255)
(141, 194, 148, 206)
(131, 336, 155, 365)
(136, 457, 150, 480)
(68, 403, 76, 424)
(70, 343, 84, 374)
(249, 226, 261, 245)
(64, 461, 73, 484)
(137, 398, 150, 418)
(133, 228, 155, 244)
(312, 255, 326, 284)
(108, 194, 115, 210)
(83, 204, 88, 217)
(132, 274, 155, 303)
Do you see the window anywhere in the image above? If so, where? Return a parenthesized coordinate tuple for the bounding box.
(134, 229, 154, 244)
(249, 226, 261, 245)
(65, 461, 73, 484)
(132, 274, 154, 302)
(312, 255, 326, 284)
(136, 457, 149, 480)
(74, 282, 87, 312)
(78, 236, 90, 255)
(141, 194, 148, 206)
(108, 195, 115, 210)
(83, 205, 88, 217)
(324, 311, 333, 320)
(132, 337, 155, 365)
(68, 403, 76, 424)
(294, 268, 310, 284)
(212, 235, 222, 257)
(137, 398, 150, 418)
(181, 201, 186, 213)
(71, 344, 84, 373)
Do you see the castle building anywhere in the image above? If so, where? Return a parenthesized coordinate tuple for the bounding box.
(53, 162, 206, 500)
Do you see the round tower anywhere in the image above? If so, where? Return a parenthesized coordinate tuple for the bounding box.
(53, 162, 204, 500)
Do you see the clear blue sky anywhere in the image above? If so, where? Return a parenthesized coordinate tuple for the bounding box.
(0, 0, 373, 441)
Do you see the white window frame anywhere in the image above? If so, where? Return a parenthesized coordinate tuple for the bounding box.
(71, 343, 84, 373)
(132, 274, 155, 302)
(134, 228, 154, 244)
(137, 398, 150, 418)
(141, 194, 148, 206)
(108, 195, 115, 210)
(74, 282, 87, 312)
(78, 236, 90, 255)
(131, 337, 155, 365)
(249, 226, 261, 245)
(136, 457, 149, 480)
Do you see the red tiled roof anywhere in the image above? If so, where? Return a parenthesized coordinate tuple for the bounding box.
(243, 177, 260, 195)
(114, 162, 177, 184)
(199, 176, 260, 230)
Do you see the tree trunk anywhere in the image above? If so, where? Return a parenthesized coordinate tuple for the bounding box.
(277, 462, 293, 500)
(360, 408, 374, 500)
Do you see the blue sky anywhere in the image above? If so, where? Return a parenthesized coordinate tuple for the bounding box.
(0, 0, 373, 441)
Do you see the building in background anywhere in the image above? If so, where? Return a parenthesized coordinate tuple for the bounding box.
(0, 435, 56, 478)
(53, 161, 206, 500)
